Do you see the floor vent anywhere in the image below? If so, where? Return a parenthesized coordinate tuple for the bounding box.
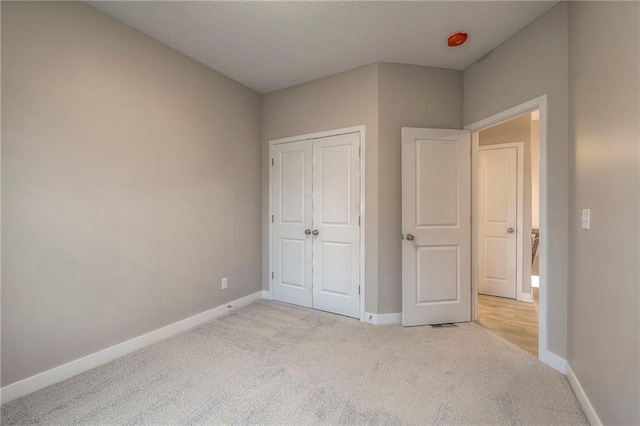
(431, 323, 458, 328)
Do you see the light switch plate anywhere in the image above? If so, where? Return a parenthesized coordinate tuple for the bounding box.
(581, 209, 590, 230)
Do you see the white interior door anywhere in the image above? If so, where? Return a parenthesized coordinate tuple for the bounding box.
(478, 146, 518, 299)
(271, 131, 361, 319)
(272, 139, 313, 307)
(312, 133, 361, 318)
(402, 128, 471, 326)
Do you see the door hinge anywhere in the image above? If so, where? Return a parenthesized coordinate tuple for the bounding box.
(359, 147, 361, 157)
(271, 215, 274, 223)
(358, 285, 361, 295)
(271, 158, 274, 166)
(272, 271, 274, 279)
(358, 216, 361, 226)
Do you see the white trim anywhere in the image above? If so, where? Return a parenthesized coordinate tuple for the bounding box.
(566, 363, 603, 426)
(359, 128, 366, 322)
(261, 290, 272, 300)
(476, 142, 528, 303)
(517, 292, 534, 302)
(539, 349, 566, 374)
(364, 312, 402, 325)
(268, 126, 366, 322)
(269, 126, 365, 146)
(471, 132, 480, 320)
(464, 96, 546, 133)
(465, 95, 553, 369)
(0, 291, 264, 405)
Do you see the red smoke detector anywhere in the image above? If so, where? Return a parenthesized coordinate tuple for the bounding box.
(447, 32, 468, 47)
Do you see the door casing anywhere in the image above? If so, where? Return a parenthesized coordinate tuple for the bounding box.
(465, 95, 562, 373)
(476, 142, 526, 301)
(268, 126, 366, 322)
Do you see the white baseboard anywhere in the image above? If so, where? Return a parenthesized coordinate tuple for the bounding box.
(364, 312, 402, 325)
(566, 363, 602, 426)
(261, 290, 272, 300)
(0, 291, 264, 405)
(539, 349, 567, 374)
(517, 292, 534, 303)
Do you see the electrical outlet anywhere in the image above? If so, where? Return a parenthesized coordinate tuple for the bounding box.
(221, 277, 228, 289)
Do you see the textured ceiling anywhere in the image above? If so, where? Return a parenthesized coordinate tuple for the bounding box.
(88, 1, 558, 94)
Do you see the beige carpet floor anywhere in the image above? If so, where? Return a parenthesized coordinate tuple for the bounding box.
(1, 300, 586, 425)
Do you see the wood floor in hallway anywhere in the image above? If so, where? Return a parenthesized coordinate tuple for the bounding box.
(476, 288, 539, 356)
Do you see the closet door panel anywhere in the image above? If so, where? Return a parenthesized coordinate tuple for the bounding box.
(272, 139, 313, 307)
(311, 132, 361, 318)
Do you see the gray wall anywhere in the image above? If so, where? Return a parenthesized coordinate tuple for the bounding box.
(463, 2, 569, 358)
(261, 64, 379, 312)
(2, 1, 262, 386)
(376, 63, 462, 314)
(568, 2, 640, 424)
(262, 63, 462, 315)
(479, 114, 533, 295)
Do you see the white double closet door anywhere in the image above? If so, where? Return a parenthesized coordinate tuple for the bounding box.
(271, 132, 361, 319)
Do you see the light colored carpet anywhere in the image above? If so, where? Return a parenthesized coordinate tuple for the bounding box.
(2, 300, 586, 425)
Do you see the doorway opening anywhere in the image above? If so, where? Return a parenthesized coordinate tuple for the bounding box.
(472, 111, 540, 356)
(465, 96, 555, 369)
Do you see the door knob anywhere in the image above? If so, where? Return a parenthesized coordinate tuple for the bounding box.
(312, 229, 319, 236)
(304, 229, 312, 235)
(507, 228, 515, 233)
(405, 233, 415, 241)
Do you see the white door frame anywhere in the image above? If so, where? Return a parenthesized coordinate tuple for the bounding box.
(268, 125, 366, 322)
(464, 95, 556, 371)
(475, 142, 528, 302)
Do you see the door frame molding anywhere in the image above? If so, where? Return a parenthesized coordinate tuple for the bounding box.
(464, 95, 557, 371)
(268, 125, 366, 322)
(475, 142, 527, 302)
